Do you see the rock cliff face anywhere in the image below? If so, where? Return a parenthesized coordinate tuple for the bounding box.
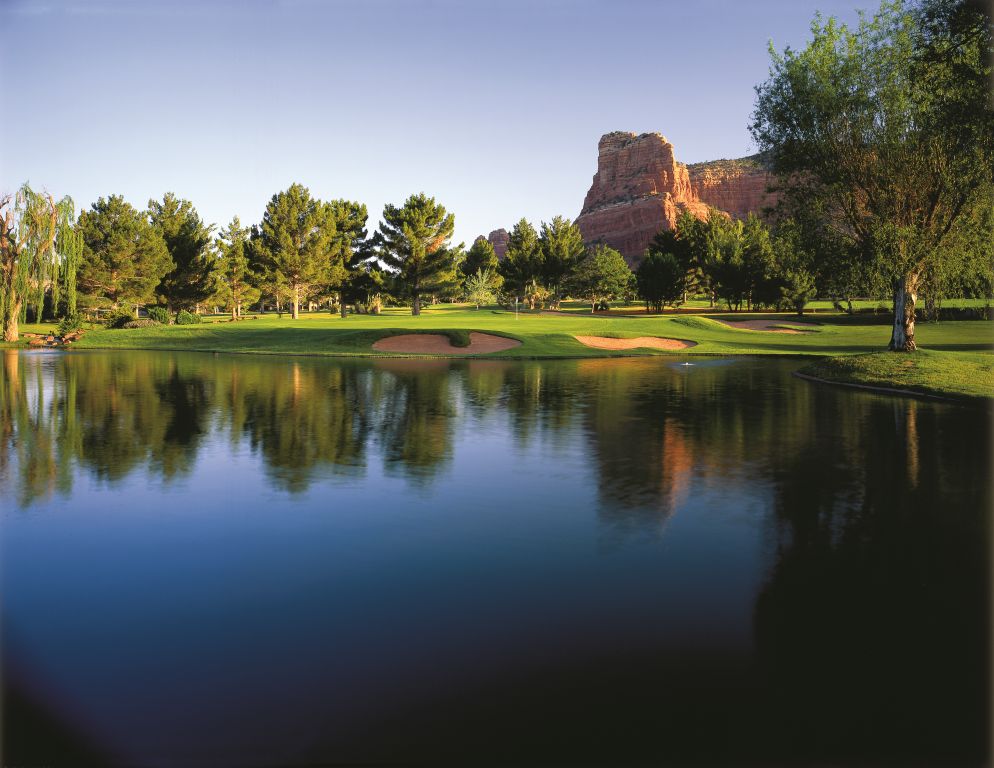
(576, 132, 710, 266)
(576, 131, 775, 265)
(687, 156, 775, 221)
(487, 228, 509, 260)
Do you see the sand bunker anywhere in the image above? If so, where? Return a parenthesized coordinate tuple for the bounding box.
(574, 335, 697, 351)
(715, 319, 817, 334)
(372, 332, 521, 354)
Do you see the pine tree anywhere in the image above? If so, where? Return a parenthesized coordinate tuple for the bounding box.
(77, 195, 172, 316)
(254, 184, 336, 319)
(539, 216, 584, 308)
(329, 200, 369, 318)
(461, 237, 499, 279)
(149, 193, 218, 314)
(376, 193, 459, 315)
(216, 217, 260, 318)
(499, 218, 542, 307)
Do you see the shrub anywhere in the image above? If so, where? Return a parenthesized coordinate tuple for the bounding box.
(122, 318, 161, 329)
(57, 313, 83, 336)
(147, 306, 169, 324)
(175, 310, 202, 325)
(106, 310, 135, 328)
(918, 305, 994, 321)
(365, 297, 383, 315)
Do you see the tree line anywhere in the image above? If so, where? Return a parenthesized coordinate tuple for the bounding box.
(0, 181, 647, 339)
(2, 0, 989, 349)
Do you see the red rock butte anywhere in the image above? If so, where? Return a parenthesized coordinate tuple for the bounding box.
(487, 228, 509, 260)
(575, 131, 775, 266)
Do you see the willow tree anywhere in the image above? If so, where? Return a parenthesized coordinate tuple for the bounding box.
(376, 193, 459, 315)
(751, 0, 994, 350)
(0, 184, 76, 341)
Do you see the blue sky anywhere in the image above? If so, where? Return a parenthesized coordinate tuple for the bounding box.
(0, 0, 864, 246)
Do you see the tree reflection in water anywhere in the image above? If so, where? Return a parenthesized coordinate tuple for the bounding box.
(1, 350, 988, 764)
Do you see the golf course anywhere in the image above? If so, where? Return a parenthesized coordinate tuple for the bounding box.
(10, 303, 993, 402)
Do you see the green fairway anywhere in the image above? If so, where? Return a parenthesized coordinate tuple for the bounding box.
(10, 304, 988, 361)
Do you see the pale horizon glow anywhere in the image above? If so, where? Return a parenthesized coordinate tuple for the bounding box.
(1, 0, 864, 245)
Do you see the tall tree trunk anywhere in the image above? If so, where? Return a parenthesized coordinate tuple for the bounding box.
(412, 291, 421, 316)
(3, 297, 21, 342)
(889, 273, 918, 351)
(292, 283, 300, 320)
(340, 290, 347, 319)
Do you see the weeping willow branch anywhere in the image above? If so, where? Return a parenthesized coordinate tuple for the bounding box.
(1, 183, 77, 341)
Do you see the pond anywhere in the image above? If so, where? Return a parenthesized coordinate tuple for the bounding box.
(1, 349, 989, 766)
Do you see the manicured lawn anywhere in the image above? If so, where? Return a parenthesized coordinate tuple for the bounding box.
(798, 350, 994, 403)
(21, 304, 987, 359)
(6, 305, 992, 398)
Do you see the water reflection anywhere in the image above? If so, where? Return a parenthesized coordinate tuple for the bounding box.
(1, 349, 989, 765)
(2, 350, 989, 523)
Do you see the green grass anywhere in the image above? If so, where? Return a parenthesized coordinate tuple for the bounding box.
(798, 350, 994, 403)
(6, 304, 992, 398)
(12, 304, 985, 357)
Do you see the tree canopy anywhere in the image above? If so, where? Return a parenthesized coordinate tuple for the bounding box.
(569, 244, 633, 312)
(328, 199, 369, 317)
(499, 218, 543, 308)
(149, 192, 218, 313)
(376, 193, 459, 315)
(215, 216, 259, 318)
(77, 195, 172, 315)
(751, 0, 994, 349)
(637, 251, 685, 312)
(539, 216, 585, 308)
(252, 183, 337, 319)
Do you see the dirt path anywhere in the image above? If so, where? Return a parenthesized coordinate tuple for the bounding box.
(713, 319, 817, 333)
(574, 335, 697, 351)
(372, 332, 521, 354)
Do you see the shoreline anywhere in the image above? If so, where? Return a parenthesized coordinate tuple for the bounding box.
(792, 370, 986, 406)
(4, 310, 991, 401)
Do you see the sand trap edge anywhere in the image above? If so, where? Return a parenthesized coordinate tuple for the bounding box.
(372, 332, 522, 355)
(574, 335, 697, 351)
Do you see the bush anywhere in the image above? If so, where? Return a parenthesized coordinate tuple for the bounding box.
(57, 313, 83, 336)
(917, 305, 993, 321)
(147, 306, 169, 324)
(122, 318, 161, 329)
(106, 310, 135, 328)
(175, 310, 202, 325)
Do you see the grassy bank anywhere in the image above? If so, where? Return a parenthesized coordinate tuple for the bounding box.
(798, 350, 994, 403)
(8, 304, 992, 358)
(5, 305, 993, 398)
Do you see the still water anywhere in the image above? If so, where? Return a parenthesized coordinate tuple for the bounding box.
(1, 349, 989, 766)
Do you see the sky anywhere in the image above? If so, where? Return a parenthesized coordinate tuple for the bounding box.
(0, 0, 866, 246)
